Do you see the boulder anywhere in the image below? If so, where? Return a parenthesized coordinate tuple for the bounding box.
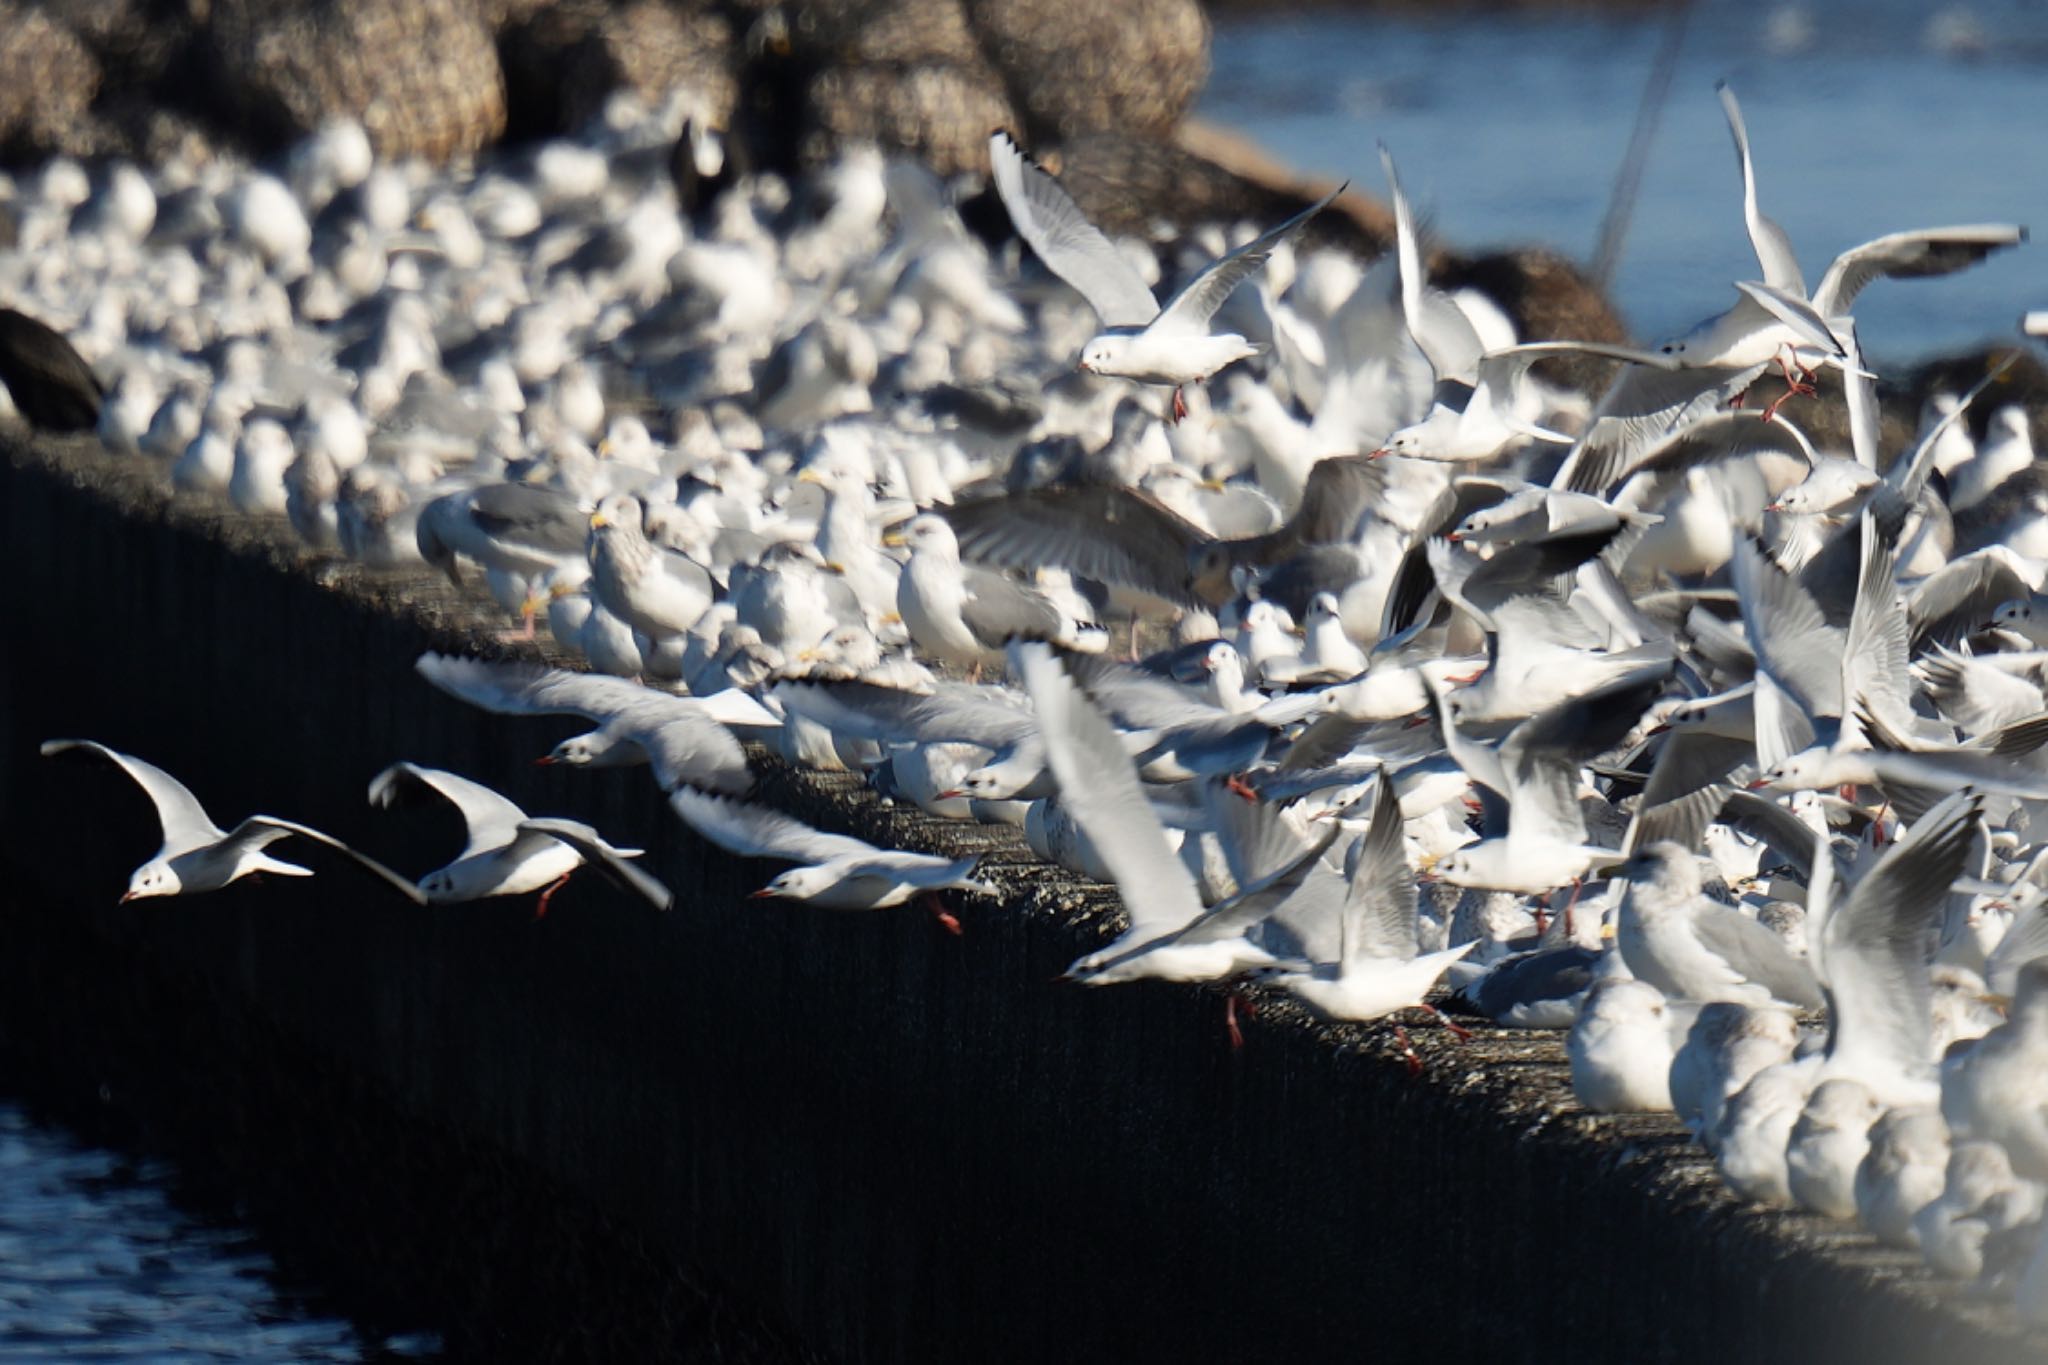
(205, 0, 507, 162)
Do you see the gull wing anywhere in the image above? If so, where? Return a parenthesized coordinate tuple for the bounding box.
(667, 788, 878, 866)
(416, 652, 650, 721)
(942, 484, 1217, 609)
(1818, 792, 1981, 1078)
(41, 738, 225, 855)
(1380, 144, 1483, 384)
(1838, 511, 1911, 749)
(368, 761, 528, 861)
(1339, 769, 1421, 969)
(1731, 280, 1845, 359)
(1552, 360, 1770, 496)
(1814, 224, 2028, 321)
(770, 679, 1038, 750)
(517, 817, 673, 910)
(1014, 641, 1207, 942)
(245, 816, 429, 904)
(612, 704, 753, 794)
(1151, 183, 1343, 337)
(960, 567, 1067, 646)
(1887, 351, 2021, 504)
(988, 132, 1158, 328)
(1716, 82, 1806, 295)
(1731, 537, 1844, 723)
(1472, 340, 1681, 443)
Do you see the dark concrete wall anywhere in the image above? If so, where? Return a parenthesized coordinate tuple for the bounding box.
(2, 430, 2041, 1365)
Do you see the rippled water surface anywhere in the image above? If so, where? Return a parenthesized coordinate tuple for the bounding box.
(1200, 0, 2048, 358)
(0, 1091, 440, 1363)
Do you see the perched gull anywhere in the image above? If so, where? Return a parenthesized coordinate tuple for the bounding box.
(1568, 978, 1679, 1113)
(891, 513, 1094, 670)
(588, 492, 716, 643)
(1615, 842, 1824, 1010)
(668, 787, 992, 930)
(988, 130, 1340, 422)
(416, 483, 589, 632)
(42, 739, 423, 904)
(369, 761, 670, 914)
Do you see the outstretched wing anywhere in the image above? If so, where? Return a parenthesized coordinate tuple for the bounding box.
(1152, 183, 1343, 337)
(41, 738, 225, 853)
(245, 816, 429, 904)
(518, 817, 673, 910)
(368, 761, 529, 861)
(988, 132, 1159, 328)
(668, 788, 877, 866)
(1813, 224, 2027, 320)
(1716, 82, 1806, 295)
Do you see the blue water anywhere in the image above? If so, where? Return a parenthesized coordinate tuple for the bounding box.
(1199, 0, 2048, 359)
(0, 1094, 441, 1362)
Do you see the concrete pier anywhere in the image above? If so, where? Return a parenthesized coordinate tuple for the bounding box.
(2, 429, 2042, 1365)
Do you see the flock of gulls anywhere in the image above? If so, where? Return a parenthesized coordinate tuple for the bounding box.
(14, 75, 2048, 1315)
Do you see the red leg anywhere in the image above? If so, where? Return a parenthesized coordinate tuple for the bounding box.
(1170, 386, 1188, 425)
(1558, 876, 1583, 941)
(1392, 1023, 1422, 1077)
(532, 871, 572, 920)
(1415, 1001, 1473, 1043)
(1225, 773, 1259, 802)
(921, 891, 962, 936)
(1225, 991, 1256, 1050)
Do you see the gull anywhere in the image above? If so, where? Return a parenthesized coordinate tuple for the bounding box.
(1567, 977, 1679, 1113)
(1916, 1141, 2046, 1282)
(369, 761, 671, 915)
(1784, 1078, 1884, 1218)
(1615, 842, 1824, 1010)
(1942, 957, 2048, 1183)
(1668, 1001, 1804, 1145)
(1854, 1105, 1951, 1249)
(668, 787, 992, 930)
(1261, 768, 1477, 1034)
(412, 652, 762, 793)
(42, 739, 424, 905)
(1701, 84, 2022, 395)
(587, 492, 716, 643)
(988, 130, 1340, 423)
(1378, 341, 1682, 463)
(1426, 661, 1672, 896)
(417, 482, 590, 634)
(1013, 640, 1332, 987)
(890, 513, 1094, 670)
(769, 675, 1045, 800)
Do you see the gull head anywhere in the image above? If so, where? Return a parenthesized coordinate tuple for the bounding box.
(758, 866, 833, 901)
(895, 513, 959, 559)
(1750, 752, 1829, 792)
(419, 869, 461, 904)
(1077, 334, 1131, 376)
(121, 860, 181, 903)
(542, 732, 608, 767)
(1061, 948, 1141, 986)
(948, 764, 1018, 801)
(1994, 599, 2032, 628)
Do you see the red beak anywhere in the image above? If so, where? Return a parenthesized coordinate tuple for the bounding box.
(748, 888, 777, 899)
(534, 755, 556, 766)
